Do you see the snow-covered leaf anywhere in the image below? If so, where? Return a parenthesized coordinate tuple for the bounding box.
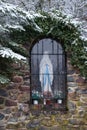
(80, 36, 87, 41)
(0, 47, 26, 60)
(8, 41, 19, 47)
(84, 46, 87, 51)
(5, 24, 25, 31)
(0, 24, 9, 33)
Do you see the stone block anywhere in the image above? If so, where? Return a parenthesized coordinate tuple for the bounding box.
(76, 89, 87, 95)
(6, 124, 17, 129)
(6, 82, 18, 89)
(50, 125, 60, 130)
(68, 92, 76, 99)
(0, 89, 8, 97)
(67, 82, 77, 87)
(76, 77, 85, 84)
(0, 97, 4, 105)
(0, 113, 5, 120)
(0, 127, 6, 130)
(0, 121, 5, 127)
(68, 101, 76, 111)
(23, 104, 29, 113)
(67, 63, 73, 70)
(67, 126, 80, 130)
(8, 89, 19, 100)
(17, 93, 30, 102)
(81, 125, 87, 130)
(8, 116, 18, 123)
(80, 95, 87, 102)
(24, 81, 30, 86)
(20, 85, 30, 92)
(26, 120, 40, 129)
(78, 110, 86, 117)
(67, 76, 75, 82)
(39, 126, 51, 130)
(67, 70, 75, 75)
(6, 122, 25, 129)
(3, 108, 11, 114)
(69, 118, 85, 125)
(13, 76, 23, 83)
(5, 99, 17, 106)
(23, 75, 30, 80)
(81, 89, 87, 94)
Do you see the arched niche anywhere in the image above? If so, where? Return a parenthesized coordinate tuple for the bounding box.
(30, 38, 67, 111)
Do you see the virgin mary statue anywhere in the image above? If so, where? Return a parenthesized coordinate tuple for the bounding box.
(39, 52, 53, 96)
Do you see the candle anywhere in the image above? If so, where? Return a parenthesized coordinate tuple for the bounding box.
(33, 100, 38, 105)
(58, 99, 62, 104)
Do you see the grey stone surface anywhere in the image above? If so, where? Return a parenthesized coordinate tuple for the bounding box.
(0, 113, 5, 120)
(67, 76, 75, 82)
(68, 101, 76, 111)
(6, 82, 17, 90)
(26, 120, 40, 129)
(67, 82, 77, 87)
(3, 108, 11, 114)
(0, 89, 8, 97)
(0, 127, 6, 130)
(67, 70, 75, 75)
(5, 99, 17, 106)
(8, 117, 18, 123)
(0, 121, 6, 127)
(69, 119, 84, 125)
(39, 126, 51, 130)
(0, 97, 4, 105)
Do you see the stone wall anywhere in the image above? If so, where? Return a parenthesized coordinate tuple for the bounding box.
(0, 55, 87, 130)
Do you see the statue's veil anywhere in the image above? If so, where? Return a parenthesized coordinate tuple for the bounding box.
(39, 51, 53, 91)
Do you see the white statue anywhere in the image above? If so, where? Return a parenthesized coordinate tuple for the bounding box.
(39, 51, 53, 96)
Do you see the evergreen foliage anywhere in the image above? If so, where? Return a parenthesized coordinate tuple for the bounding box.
(0, 1, 87, 84)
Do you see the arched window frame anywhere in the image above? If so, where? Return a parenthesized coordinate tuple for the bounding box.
(29, 37, 67, 111)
